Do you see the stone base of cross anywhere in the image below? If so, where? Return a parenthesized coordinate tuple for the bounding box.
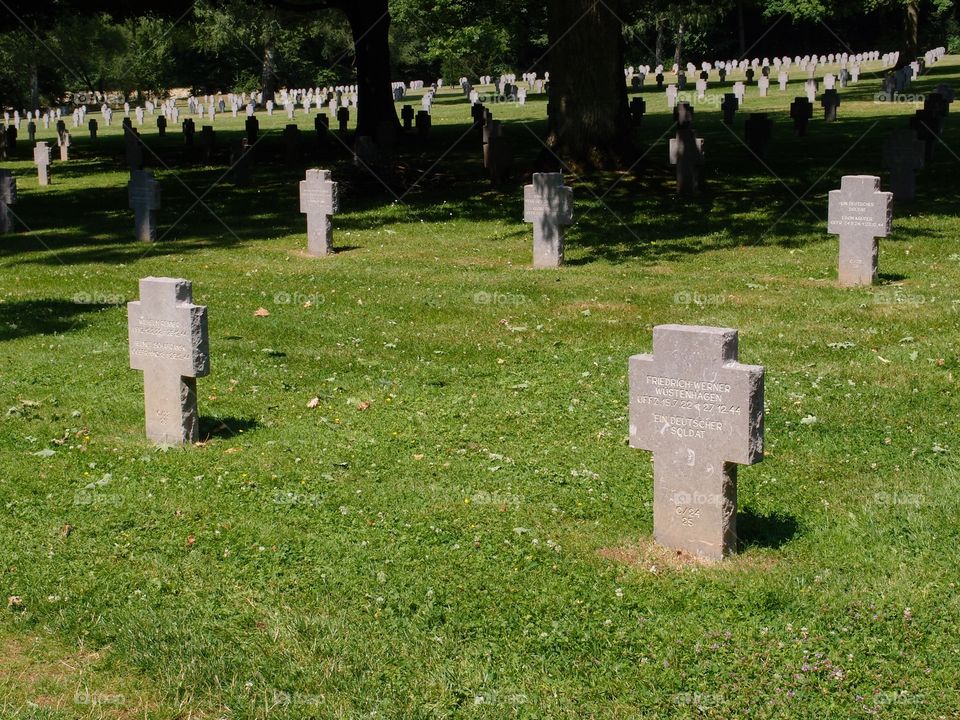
(828, 175, 893, 287)
(629, 325, 764, 560)
(300, 169, 339, 256)
(128, 170, 161, 242)
(128, 277, 210, 445)
(523, 173, 573, 268)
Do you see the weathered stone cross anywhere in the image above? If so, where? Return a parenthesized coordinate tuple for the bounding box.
(128, 170, 161, 242)
(0, 169, 16, 234)
(299, 169, 339, 256)
(127, 277, 210, 445)
(523, 172, 573, 268)
(33, 142, 51, 185)
(828, 175, 893, 286)
(629, 325, 764, 560)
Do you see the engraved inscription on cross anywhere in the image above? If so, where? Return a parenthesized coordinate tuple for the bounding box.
(0, 169, 16, 234)
(128, 277, 210, 445)
(128, 170, 161, 242)
(523, 172, 573, 268)
(299, 169, 339, 256)
(629, 325, 764, 560)
(828, 175, 893, 287)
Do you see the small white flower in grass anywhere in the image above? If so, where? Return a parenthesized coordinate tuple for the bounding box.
(615, 588, 623, 598)
(800, 415, 817, 425)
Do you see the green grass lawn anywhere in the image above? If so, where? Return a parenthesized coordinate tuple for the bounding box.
(1, 57, 960, 719)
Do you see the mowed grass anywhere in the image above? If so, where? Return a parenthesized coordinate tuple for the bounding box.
(1, 57, 960, 719)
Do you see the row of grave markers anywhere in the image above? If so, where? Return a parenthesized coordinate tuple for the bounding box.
(127, 274, 761, 560)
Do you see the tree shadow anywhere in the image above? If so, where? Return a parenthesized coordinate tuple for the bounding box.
(736, 507, 799, 551)
(0, 298, 118, 341)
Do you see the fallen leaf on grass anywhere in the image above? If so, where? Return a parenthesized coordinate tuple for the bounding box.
(254, 307, 270, 317)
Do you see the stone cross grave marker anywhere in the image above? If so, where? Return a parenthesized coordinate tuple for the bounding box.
(630, 97, 646, 126)
(821, 89, 840, 121)
(299, 169, 339, 256)
(128, 170, 161, 242)
(790, 97, 813, 136)
(828, 175, 893, 286)
(34, 142, 51, 185)
(669, 128, 704, 195)
(523, 172, 573, 268)
(629, 324, 764, 560)
(882, 128, 925, 202)
(57, 130, 70, 161)
(0, 169, 16, 233)
(721, 94, 739, 124)
(127, 277, 210, 445)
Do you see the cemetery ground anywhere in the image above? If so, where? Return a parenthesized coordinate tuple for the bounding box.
(2, 59, 960, 719)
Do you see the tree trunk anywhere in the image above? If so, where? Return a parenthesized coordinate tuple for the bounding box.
(545, 0, 632, 169)
(903, 0, 919, 65)
(343, 2, 398, 136)
(737, 0, 746, 57)
(655, 20, 664, 66)
(674, 22, 683, 70)
(261, 36, 278, 105)
(29, 62, 38, 109)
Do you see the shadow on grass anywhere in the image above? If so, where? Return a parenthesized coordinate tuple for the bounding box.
(200, 415, 260, 441)
(737, 507, 799, 550)
(0, 298, 117, 341)
(1, 95, 957, 270)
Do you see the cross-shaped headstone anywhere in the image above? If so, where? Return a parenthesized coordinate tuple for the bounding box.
(630, 97, 646, 126)
(821, 89, 840, 122)
(629, 324, 764, 560)
(744, 113, 772, 159)
(401, 104, 415, 131)
(721, 94, 739, 124)
(828, 175, 893, 287)
(33, 142, 51, 185)
(416, 110, 431, 139)
(523, 172, 573, 268)
(57, 130, 70, 161)
(127, 277, 210, 445)
(882, 129, 925, 202)
(669, 128, 704, 195)
(299, 169, 339, 256)
(790, 97, 813, 136)
(128, 170, 161, 242)
(0, 169, 16, 234)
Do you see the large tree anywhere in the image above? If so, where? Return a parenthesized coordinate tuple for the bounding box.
(543, 0, 633, 169)
(275, 0, 398, 135)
